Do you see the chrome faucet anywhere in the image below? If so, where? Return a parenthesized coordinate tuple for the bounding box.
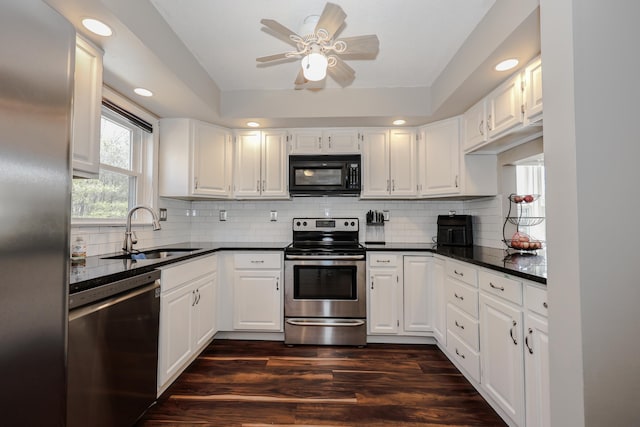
(123, 205, 161, 253)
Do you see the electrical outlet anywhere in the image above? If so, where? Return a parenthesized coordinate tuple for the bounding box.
(383, 210, 390, 221)
(270, 211, 277, 221)
(219, 210, 227, 221)
(159, 208, 168, 221)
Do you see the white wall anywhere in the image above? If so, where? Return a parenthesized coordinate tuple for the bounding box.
(541, 0, 640, 425)
(71, 196, 506, 256)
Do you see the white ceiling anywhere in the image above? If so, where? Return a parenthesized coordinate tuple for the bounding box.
(149, 0, 495, 91)
(43, 0, 541, 128)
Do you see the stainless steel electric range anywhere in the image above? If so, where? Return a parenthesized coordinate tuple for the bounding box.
(284, 218, 366, 346)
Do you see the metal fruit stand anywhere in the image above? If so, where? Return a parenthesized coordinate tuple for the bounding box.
(502, 193, 545, 254)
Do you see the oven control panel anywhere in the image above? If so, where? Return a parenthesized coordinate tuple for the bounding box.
(292, 217, 359, 232)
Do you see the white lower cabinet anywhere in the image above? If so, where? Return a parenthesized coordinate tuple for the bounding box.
(158, 255, 217, 394)
(367, 253, 432, 336)
(524, 286, 550, 427)
(232, 253, 282, 331)
(479, 292, 525, 426)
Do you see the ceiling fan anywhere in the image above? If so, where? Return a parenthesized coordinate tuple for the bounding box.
(256, 2, 379, 89)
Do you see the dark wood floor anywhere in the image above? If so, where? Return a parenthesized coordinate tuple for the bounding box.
(137, 340, 506, 427)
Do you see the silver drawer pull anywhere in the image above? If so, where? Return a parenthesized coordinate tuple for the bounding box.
(376, 259, 391, 263)
(543, 302, 548, 309)
(454, 269, 464, 277)
(250, 260, 265, 263)
(455, 348, 466, 359)
(455, 320, 465, 330)
(454, 293, 464, 301)
(489, 282, 505, 291)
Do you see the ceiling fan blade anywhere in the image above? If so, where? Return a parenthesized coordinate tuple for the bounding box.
(328, 57, 355, 87)
(294, 69, 307, 86)
(256, 52, 291, 63)
(260, 19, 299, 47)
(337, 35, 380, 59)
(315, 2, 346, 39)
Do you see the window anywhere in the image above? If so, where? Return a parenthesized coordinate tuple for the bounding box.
(516, 156, 546, 242)
(72, 100, 154, 221)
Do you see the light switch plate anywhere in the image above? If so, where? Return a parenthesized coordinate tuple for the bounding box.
(270, 211, 277, 221)
(159, 208, 167, 221)
(383, 210, 390, 221)
(219, 210, 227, 221)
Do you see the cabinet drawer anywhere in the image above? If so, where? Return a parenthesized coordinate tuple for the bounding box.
(479, 270, 522, 305)
(160, 255, 216, 293)
(234, 253, 281, 269)
(446, 303, 479, 351)
(445, 260, 478, 287)
(369, 253, 399, 267)
(525, 284, 548, 317)
(447, 330, 480, 383)
(446, 279, 478, 318)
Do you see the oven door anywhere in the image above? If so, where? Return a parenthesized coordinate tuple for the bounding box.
(284, 258, 366, 318)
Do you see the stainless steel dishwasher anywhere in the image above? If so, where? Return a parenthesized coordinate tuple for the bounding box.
(68, 270, 161, 427)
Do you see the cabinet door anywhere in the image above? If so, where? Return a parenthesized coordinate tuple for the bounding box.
(421, 118, 461, 196)
(290, 129, 323, 153)
(192, 273, 217, 349)
(389, 129, 417, 197)
(368, 268, 399, 334)
(361, 129, 390, 197)
(525, 313, 550, 427)
(524, 57, 543, 124)
(158, 284, 195, 387)
(233, 270, 282, 330)
(487, 73, 523, 139)
(325, 129, 360, 153)
(261, 130, 288, 198)
(432, 258, 446, 344)
(479, 293, 525, 426)
(193, 122, 232, 197)
(72, 36, 102, 178)
(403, 256, 432, 332)
(234, 131, 262, 198)
(462, 99, 487, 152)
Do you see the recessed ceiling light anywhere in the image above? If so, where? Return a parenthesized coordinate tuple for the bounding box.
(81, 18, 113, 37)
(393, 119, 406, 126)
(495, 58, 519, 72)
(246, 121, 260, 128)
(134, 88, 153, 97)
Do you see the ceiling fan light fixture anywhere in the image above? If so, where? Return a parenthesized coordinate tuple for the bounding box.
(301, 51, 328, 81)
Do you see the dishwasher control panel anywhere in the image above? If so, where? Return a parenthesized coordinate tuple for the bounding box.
(69, 270, 160, 310)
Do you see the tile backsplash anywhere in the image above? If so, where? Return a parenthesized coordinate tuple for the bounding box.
(71, 196, 505, 257)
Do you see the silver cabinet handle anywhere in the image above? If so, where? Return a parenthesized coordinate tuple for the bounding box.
(328, 136, 332, 148)
(454, 270, 464, 277)
(250, 260, 265, 263)
(370, 276, 374, 290)
(489, 282, 505, 291)
(318, 137, 322, 149)
(454, 293, 464, 301)
(525, 328, 534, 354)
(455, 175, 459, 188)
(510, 320, 518, 345)
(487, 114, 493, 131)
(392, 180, 395, 191)
(455, 320, 465, 330)
(194, 177, 198, 189)
(262, 180, 266, 192)
(256, 180, 260, 192)
(376, 259, 391, 263)
(479, 120, 484, 136)
(455, 348, 466, 359)
(192, 290, 197, 306)
(543, 301, 548, 309)
(276, 278, 279, 291)
(386, 179, 390, 192)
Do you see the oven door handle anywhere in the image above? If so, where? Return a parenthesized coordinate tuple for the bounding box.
(285, 255, 365, 261)
(286, 319, 366, 327)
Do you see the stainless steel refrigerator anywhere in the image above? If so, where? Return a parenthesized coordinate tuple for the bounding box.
(0, 1, 74, 424)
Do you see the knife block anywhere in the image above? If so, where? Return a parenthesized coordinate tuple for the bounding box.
(365, 223, 385, 244)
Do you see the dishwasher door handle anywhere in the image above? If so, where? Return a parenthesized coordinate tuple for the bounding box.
(69, 280, 160, 321)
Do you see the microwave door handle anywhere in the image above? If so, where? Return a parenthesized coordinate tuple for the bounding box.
(448, 228, 453, 243)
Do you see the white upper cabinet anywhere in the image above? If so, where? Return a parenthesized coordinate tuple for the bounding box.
(463, 99, 488, 152)
(289, 128, 360, 154)
(234, 129, 288, 199)
(72, 36, 103, 179)
(418, 117, 461, 196)
(463, 55, 543, 154)
(523, 57, 543, 124)
(361, 129, 417, 198)
(486, 72, 524, 139)
(159, 118, 233, 199)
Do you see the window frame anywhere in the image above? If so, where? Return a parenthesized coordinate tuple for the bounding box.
(71, 86, 159, 227)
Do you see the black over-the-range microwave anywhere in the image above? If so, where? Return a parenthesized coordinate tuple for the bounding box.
(289, 154, 361, 196)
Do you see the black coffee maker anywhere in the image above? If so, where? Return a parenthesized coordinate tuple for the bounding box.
(437, 214, 474, 247)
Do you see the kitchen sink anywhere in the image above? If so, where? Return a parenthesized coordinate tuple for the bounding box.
(101, 248, 202, 260)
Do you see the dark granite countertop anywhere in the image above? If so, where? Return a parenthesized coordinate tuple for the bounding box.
(71, 241, 545, 295)
(365, 243, 547, 284)
(69, 241, 290, 294)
